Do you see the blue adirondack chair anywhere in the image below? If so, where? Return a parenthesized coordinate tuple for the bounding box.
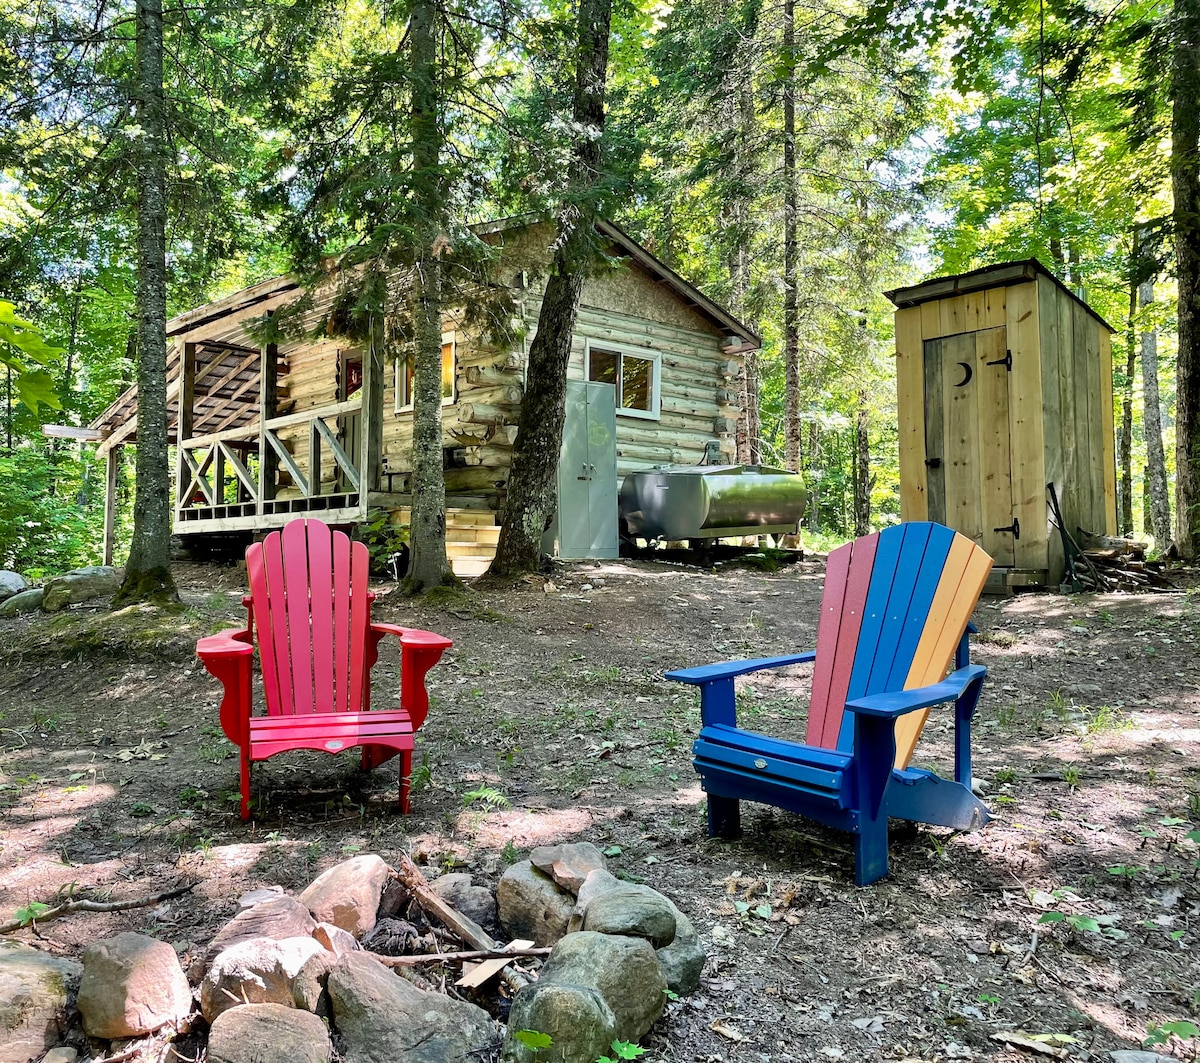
(666, 522, 993, 885)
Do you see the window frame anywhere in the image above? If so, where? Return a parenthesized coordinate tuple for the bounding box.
(395, 331, 457, 413)
(583, 339, 661, 420)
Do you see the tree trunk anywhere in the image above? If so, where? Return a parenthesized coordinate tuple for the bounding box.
(853, 391, 870, 536)
(1141, 278, 1173, 546)
(730, 77, 760, 467)
(402, 0, 453, 594)
(1118, 277, 1136, 537)
(1173, 0, 1200, 556)
(782, 0, 800, 473)
(487, 0, 611, 578)
(116, 0, 177, 605)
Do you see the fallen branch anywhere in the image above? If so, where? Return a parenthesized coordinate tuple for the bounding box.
(368, 945, 551, 967)
(393, 855, 531, 993)
(0, 883, 195, 934)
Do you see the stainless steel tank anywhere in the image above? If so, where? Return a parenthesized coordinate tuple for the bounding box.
(619, 465, 807, 541)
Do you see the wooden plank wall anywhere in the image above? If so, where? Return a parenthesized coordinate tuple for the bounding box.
(896, 307, 926, 520)
(895, 288, 1006, 522)
(1005, 282, 1048, 572)
(1037, 276, 1066, 581)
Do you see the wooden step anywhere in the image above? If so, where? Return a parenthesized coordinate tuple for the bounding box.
(445, 526, 500, 545)
(446, 542, 498, 559)
(393, 507, 498, 529)
(451, 557, 491, 578)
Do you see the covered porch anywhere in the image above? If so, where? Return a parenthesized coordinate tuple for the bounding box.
(88, 278, 396, 563)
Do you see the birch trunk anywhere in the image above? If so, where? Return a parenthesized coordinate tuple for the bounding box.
(487, 0, 611, 577)
(116, 0, 177, 604)
(853, 393, 870, 536)
(1173, 0, 1200, 556)
(1118, 279, 1136, 537)
(402, 0, 452, 593)
(782, 0, 800, 474)
(1140, 279, 1173, 546)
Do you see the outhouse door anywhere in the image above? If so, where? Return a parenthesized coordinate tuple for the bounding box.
(554, 380, 618, 559)
(923, 325, 1016, 567)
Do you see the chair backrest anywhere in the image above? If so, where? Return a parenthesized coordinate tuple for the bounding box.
(805, 522, 992, 768)
(246, 518, 373, 717)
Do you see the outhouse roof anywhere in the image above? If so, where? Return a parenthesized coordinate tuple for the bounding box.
(884, 258, 1115, 333)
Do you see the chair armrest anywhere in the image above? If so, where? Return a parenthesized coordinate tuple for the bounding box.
(665, 651, 816, 685)
(196, 628, 254, 659)
(196, 628, 254, 747)
(844, 664, 987, 719)
(369, 624, 453, 731)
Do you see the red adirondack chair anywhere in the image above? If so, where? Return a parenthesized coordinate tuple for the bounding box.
(196, 518, 452, 819)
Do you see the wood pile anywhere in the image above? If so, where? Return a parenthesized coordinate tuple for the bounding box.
(1071, 530, 1174, 591)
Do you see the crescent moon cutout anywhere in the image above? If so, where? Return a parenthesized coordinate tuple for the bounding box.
(954, 362, 973, 387)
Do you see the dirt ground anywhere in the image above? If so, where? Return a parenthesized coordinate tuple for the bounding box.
(1, 554, 1199, 1063)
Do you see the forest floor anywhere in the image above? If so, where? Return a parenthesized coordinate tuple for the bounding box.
(1, 553, 1199, 1063)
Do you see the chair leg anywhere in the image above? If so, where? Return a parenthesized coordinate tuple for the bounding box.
(707, 795, 741, 839)
(399, 749, 412, 815)
(240, 747, 252, 821)
(854, 816, 889, 886)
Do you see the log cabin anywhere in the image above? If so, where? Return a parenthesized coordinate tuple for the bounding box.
(88, 218, 760, 575)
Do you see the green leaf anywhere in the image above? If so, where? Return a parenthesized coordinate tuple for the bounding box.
(1037, 911, 1067, 924)
(608, 1041, 647, 1060)
(514, 1030, 553, 1050)
(14, 901, 51, 926)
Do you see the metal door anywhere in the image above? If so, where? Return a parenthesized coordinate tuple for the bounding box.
(923, 326, 1016, 567)
(556, 380, 618, 559)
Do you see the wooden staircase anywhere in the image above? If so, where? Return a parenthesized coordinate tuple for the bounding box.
(445, 509, 500, 577)
(397, 507, 499, 578)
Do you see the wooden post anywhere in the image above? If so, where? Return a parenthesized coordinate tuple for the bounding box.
(180, 342, 196, 441)
(258, 321, 278, 512)
(103, 447, 119, 566)
(361, 316, 384, 512)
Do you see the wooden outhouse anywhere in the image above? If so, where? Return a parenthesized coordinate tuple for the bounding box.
(886, 259, 1116, 591)
(87, 217, 758, 575)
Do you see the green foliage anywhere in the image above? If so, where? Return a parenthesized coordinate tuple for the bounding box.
(359, 510, 408, 577)
(13, 901, 51, 926)
(461, 785, 510, 810)
(513, 1030, 553, 1051)
(597, 1041, 647, 1063)
(1145, 1019, 1200, 1047)
(0, 303, 62, 412)
(0, 448, 101, 574)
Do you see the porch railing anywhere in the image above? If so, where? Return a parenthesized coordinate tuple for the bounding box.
(174, 398, 365, 527)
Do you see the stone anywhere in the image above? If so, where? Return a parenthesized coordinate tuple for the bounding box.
(0, 588, 43, 618)
(41, 566, 121, 612)
(430, 873, 497, 931)
(0, 571, 26, 603)
(299, 855, 391, 939)
(207, 1003, 331, 1063)
(201, 896, 318, 977)
(655, 909, 706, 997)
(239, 887, 286, 909)
(581, 885, 678, 948)
(496, 861, 575, 946)
(567, 869, 624, 933)
(312, 922, 360, 957)
(528, 842, 607, 893)
(0, 940, 82, 1063)
(503, 983, 617, 1063)
(76, 932, 193, 1039)
(1110, 1054, 1178, 1063)
(41, 1049, 78, 1063)
(534, 931, 666, 1042)
(200, 935, 329, 1022)
(327, 952, 497, 1063)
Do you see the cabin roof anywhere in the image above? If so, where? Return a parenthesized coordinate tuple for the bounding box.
(884, 258, 1115, 333)
(89, 217, 758, 446)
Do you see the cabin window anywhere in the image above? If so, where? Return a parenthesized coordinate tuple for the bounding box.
(395, 333, 456, 412)
(584, 341, 660, 419)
